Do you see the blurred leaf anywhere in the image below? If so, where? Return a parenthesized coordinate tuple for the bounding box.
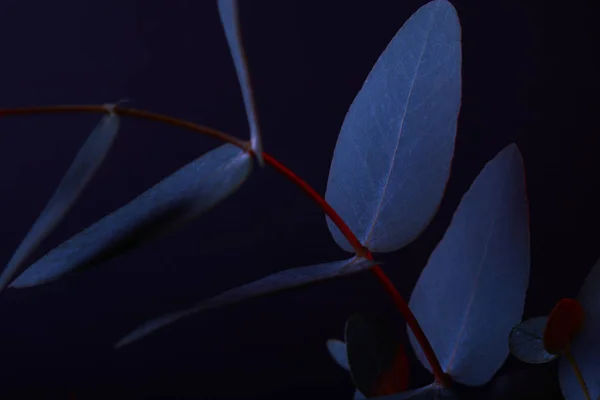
(509, 316, 558, 364)
(369, 383, 458, 399)
(10, 143, 252, 288)
(217, 0, 264, 165)
(544, 298, 585, 355)
(0, 111, 119, 293)
(325, 0, 461, 253)
(559, 259, 600, 400)
(116, 256, 377, 348)
(326, 339, 349, 371)
(408, 144, 530, 386)
(345, 313, 409, 398)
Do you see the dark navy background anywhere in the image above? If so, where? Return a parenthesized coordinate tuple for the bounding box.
(0, 1, 598, 399)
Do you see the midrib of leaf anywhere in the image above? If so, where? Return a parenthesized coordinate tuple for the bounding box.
(363, 8, 437, 249)
(445, 218, 496, 373)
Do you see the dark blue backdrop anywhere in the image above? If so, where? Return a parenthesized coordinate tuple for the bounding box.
(0, 1, 598, 399)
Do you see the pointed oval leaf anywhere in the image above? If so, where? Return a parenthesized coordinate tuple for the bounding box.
(10, 143, 252, 288)
(217, 0, 264, 165)
(408, 144, 530, 386)
(509, 316, 558, 364)
(559, 259, 600, 400)
(544, 298, 585, 355)
(345, 313, 409, 397)
(116, 256, 377, 348)
(326, 339, 350, 371)
(325, 0, 462, 253)
(0, 112, 120, 293)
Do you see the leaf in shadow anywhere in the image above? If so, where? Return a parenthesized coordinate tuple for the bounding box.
(325, 0, 462, 253)
(543, 298, 584, 355)
(559, 259, 600, 400)
(10, 143, 252, 288)
(0, 111, 120, 294)
(509, 316, 558, 364)
(345, 313, 409, 398)
(217, 0, 264, 165)
(408, 144, 530, 386)
(115, 256, 377, 348)
(326, 339, 350, 371)
(367, 383, 459, 399)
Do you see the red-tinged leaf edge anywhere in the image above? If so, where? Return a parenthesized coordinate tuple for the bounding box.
(543, 298, 585, 355)
(370, 343, 410, 397)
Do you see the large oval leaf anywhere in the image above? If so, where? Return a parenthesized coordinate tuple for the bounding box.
(115, 256, 377, 348)
(408, 144, 530, 386)
(10, 143, 252, 288)
(325, 0, 462, 253)
(0, 112, 119, 294)
(559, 259, 600, 400)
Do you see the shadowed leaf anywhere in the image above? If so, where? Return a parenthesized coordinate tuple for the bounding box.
(543, 298, 585, 355)
(366, 383, 459, 399)
(326, 339, 350, 371)
(0, 111, 120, 293)
(10, 143, 252, 288)
(559, 260, 600, 400)
(217, 0, 264, 165)
(408, 144, 530, 386)
(509, 316, 558, 364)
(345, 313, 409, 398)
(325, 0, 461, 253)
(116, 256, 377, 348)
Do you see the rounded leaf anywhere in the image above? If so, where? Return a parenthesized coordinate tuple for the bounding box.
(509, 316, 558, 364)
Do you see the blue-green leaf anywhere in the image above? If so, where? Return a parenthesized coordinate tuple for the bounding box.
(0, 111, 119, 293)
(508, 316, 558, 364)
(325, 0, 461, 253)
(115, 256, 377, 348)
(217, 0, 264, 165)
(408, 144, 530, 386)
(326, 339, 349, 371)
(559, 259, 600, 400)
(10, 143, 252, 288)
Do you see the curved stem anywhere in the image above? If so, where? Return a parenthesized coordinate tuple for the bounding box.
(565, 346, 591, 400)
(0, 105, 449, 387)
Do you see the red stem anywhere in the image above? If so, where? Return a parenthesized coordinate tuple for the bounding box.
(0, 106, 450, 387)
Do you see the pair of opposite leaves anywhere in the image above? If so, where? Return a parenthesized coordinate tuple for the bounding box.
(509, 265, 600, 400)
(0, 0, 551, 398)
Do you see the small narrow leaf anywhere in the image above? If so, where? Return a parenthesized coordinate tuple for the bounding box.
(0, 111, 119, 293)
(368, 383, 458, 399)
(10, 143, 252, 288)
(326, 339, 350, 371)
(345, 313, 409, 397)
(559, 259, 600, 400)
(325, 0, 462, 253)
(408, 144, 530, 386)
(116, 256, 377, 348)
(544, 298, 585, 355)
(509, 316, 558, 364)
(217, 0, 264, 165)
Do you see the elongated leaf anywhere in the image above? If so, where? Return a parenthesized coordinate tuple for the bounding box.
(559, 259, 600, 400)
(325, 0, 461, 253)
(217, 0, 264, 165)
(326, 339, 350, 371)
(116, 256, 377, 348)
(509, 316, 558, 364)
(0, 112, 119, 293)
(10, 143, 252, 288)
(544, 298, 584, 355)
(408, 144, 530, 386)
(345, 313, 409, 397)
(367, 383, 458, 399)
